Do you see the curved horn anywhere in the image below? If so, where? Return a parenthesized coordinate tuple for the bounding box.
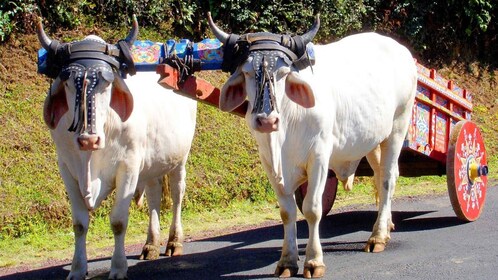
(36, 17, 52, 50)
(124, 14, 139, 47)
(207, 12, 230, 43)
(298, 14, 320, 45)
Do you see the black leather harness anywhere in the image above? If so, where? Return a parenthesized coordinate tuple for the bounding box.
(40, 38, 136, 79)
(61, 60, 115, 133)
(220, 32, 314, 74)
(221, 32, 315, 116)
(41, 38, 136, 134)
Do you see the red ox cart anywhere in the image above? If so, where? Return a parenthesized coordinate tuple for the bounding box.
(130, 39, 489, 222)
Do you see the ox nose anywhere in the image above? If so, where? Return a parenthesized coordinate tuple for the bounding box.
(77, 134, 101, 151)
(255, 115, 279, 133)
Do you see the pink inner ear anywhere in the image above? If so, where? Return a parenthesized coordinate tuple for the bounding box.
(285, 81, 315, 108)
(219, 83, 247, 112)
(44, 86, 68, 129)
(111, 86, 134, 122)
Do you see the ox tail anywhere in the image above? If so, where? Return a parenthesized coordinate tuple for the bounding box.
(162, 175, 173, 209)
(373, 181, 380, 207)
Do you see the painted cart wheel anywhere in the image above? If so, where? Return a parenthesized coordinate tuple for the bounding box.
(446, 120, 488, 222)
(295, 170, 338, 216)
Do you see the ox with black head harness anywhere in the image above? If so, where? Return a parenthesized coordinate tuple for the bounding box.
(208, 13, 328, 278)
(37, 17, 137, 149)
(208, 12, 319, 125)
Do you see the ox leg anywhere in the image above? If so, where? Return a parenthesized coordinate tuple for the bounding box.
(69, 207, 90, 280)
(366, 145, 382, 206)
(365, 130, 407, 253)
(60, 166, 90, 280)
(274, 193, 300, 278)
(139, 178, 162, 260)
(108, 172, 137, 279)
(301, 163, 327, 278)
(258, 153, 299, 277)
(165, 166, 186, 257)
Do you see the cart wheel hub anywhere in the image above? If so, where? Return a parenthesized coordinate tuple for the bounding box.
(468, 159, 488, 184)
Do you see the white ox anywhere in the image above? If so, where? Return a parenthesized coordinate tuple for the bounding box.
(209, 15, 417, 278)
(37, 20, 197, 279)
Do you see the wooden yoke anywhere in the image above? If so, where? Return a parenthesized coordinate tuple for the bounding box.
(156, 64, 248, 118)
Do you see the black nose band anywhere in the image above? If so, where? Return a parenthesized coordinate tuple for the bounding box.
(64, 60, 114, 134)
(251, 50, 288, 115)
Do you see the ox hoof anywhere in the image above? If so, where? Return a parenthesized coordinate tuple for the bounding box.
(303, 264, 326, 279)
(274, 265, 299, 278)
(364, 238, 387, 253)
(165, 242, 183, 257)
(108, 271, 128, 280)
(66, 271, 87, 280)
(139, 244, 160, 260)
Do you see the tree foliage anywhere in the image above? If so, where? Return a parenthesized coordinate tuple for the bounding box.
(1, 0, 496, 65)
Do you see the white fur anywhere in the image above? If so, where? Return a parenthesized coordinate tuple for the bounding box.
(220, 32, 417, 276)
(48, 71, 197, 279)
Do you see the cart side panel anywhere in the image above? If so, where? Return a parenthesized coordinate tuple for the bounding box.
(406, 83, 431, 155)
(412, 101, 431, 154)
(404, 62, 473, 166)
(434, 71, 450, 89)
(435, 96, 448, 154)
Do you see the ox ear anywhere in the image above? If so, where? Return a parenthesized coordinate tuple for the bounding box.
(43, 78, 68, 129)
(111, 73, 134, 122)
(285, 72, 315, 108)
(219, 71, 246, 112)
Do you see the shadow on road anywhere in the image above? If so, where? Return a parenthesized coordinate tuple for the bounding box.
(0, 209, 465, 280)
(320, 209, 463, 237)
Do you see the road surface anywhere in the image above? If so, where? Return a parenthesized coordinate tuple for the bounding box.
(2, 185, 497, 279)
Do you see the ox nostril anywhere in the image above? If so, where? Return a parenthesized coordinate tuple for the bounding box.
(255, 116, 279, 133)
(256, 118, 263, 127)
(77, 134, 100, 151)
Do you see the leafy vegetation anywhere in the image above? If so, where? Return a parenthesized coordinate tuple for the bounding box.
(1, 0, 498, 270)
(2, 1, 497, 66)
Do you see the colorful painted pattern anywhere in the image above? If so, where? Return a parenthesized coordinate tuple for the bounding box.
(416, 63, 431, 77)
(405, 62, 474, 158)
(415, 103, 431, 154)
(434, 72, 449, 88)
(435, 111, 447, 152)
(131, 40, 162, 64)
(454, 124, 486, 217)
(196, 39, 223, 62)
(417, 84, 431, 98)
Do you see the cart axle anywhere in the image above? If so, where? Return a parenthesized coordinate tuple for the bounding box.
(469, 162, 488, 182)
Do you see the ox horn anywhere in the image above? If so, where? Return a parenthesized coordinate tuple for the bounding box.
(124, 14, 139, 47)
(207, 12, 230, 43)
(297, 14, 320, 46)
(36, 17, 52, 50)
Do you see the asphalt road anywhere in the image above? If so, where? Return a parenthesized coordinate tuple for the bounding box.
(2, 185, 497, 280)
